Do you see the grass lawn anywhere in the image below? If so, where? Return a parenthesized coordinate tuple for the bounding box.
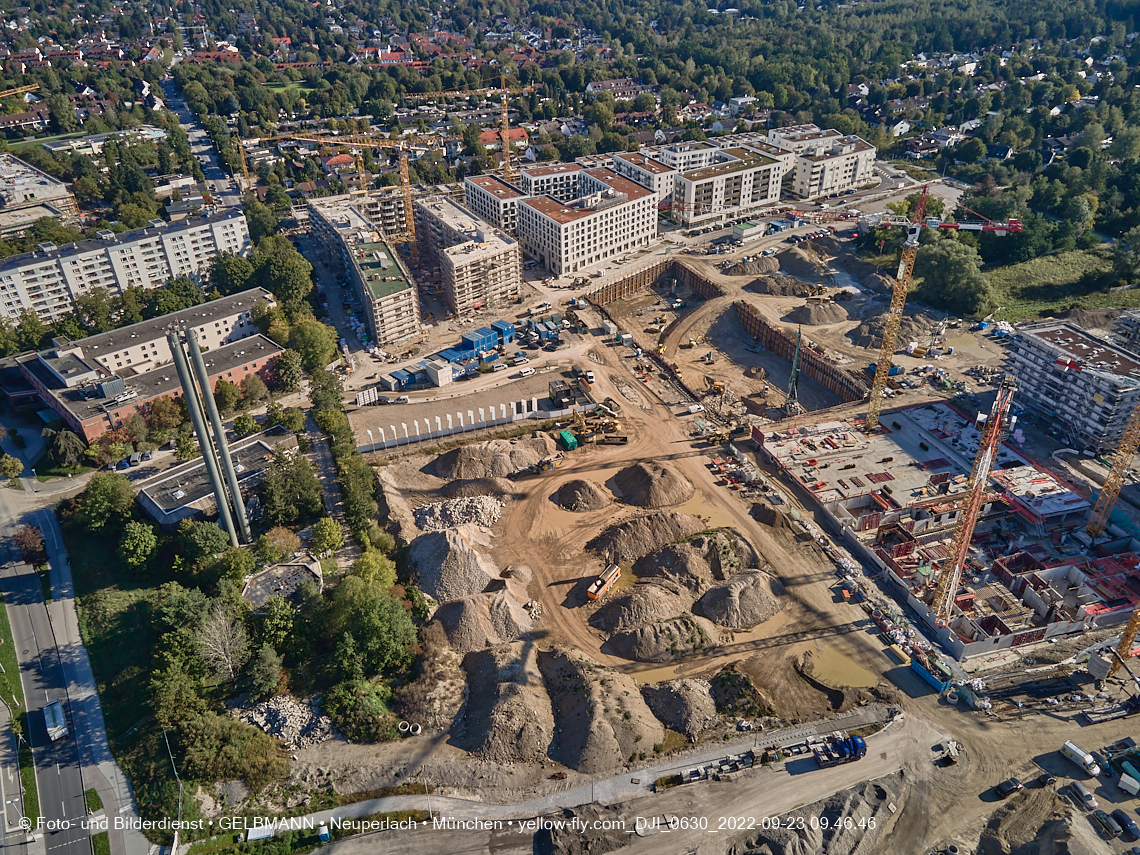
(266, 82, 313, 95)
(0, 591, 39, 823)
(92, 831, 110, 855)
(983, 249, 1120, 320)
(85, 787, 103, 813)
(4, 131, 85, 154)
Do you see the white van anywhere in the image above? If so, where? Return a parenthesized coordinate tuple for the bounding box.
(519, 367, 536, 377)
(1061, 741, 1101, 777)
(492, 363, 508, 372)
(584, 370, 595, 384)
(1069, 780, 1098, 811)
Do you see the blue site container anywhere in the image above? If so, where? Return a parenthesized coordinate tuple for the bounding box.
(439, 348, 464, 363)
(491, 319, 515, 343)
(391, 369, 413, 388)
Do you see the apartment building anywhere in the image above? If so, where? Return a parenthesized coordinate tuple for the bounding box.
(516, 168, 656, 276)
(1005, 321, 1140, 454)
(463, 175, 526, 234)
(611, 152, 676, 204)
(308, 196, 421, 346)
(1115, 309, 1140, 353)
(672, 147, 787, 226)
(766, 125, 876, 198)
(0, 209, 250, 324)
(0, 153, 80, 237)
(641, 141, 721, 173)
(518, 163, 582, 202)
(414, 196, 520, 314)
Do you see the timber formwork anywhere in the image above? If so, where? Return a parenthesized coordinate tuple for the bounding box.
(586, 260, 725, 306)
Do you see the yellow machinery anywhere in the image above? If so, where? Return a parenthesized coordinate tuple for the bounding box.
(0, 84, 39, 100)
(499, 73, 514, 180)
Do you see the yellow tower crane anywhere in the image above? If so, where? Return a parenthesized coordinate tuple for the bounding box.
(0, 84, 39, 100)
(499, 73, 514, 181)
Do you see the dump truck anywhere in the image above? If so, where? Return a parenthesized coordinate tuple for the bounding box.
(813, 733, 867, 768)
(599, 434, 629, 445)
(44, 700, 67, 741)
(587, 564, 622, 600)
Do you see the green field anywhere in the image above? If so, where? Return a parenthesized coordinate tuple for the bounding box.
(266, 82, 313, 95)
(0, 596, 39, 824)
(3, 131, 85, 154)
(983, 249, 1120, 320)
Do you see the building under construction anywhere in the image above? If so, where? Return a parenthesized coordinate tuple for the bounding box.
(758, 400, 1140, 658)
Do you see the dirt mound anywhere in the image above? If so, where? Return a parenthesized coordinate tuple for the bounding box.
(556, 479, 612, 512)
(440, 477, 515, 499)
(609, 613, 719, 662)
(723, 257, 780, 276)
(538, 648, 665, 773)
(745, 275, 816, 296)
(433, 589, 538, 653)
(785, 301, 849, 325)
(1057, 306, 1123, 331)
(407, 526, 500, 603)
(752, 503, 795, 531)
(640, 679, 719, 738)
(734, 775, 902, 855)
(452, 642, 554, 763)
(376, 469, 419, 545)
(391, 623, 465, 730)
(978, 786, 1073, 855)
(590, 580, 694, 634)
(695, 569, 785, 629)
(588, 512, 706, 564)
(849, 305, 942, 349)
(613, 462, 694, 508)
(833, 252, 894, 294)
(778, 244, 834, 280)
(636, 531, 752, 593)
(433, 434, 557, 479)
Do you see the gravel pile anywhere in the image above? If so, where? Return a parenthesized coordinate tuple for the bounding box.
(414, 495, 504, 531)
(696, 570, 785, 629)
(613, 462, 694, 508)
(408, 527, 500, 603)
(590, 580, 694, 634)
(434, 589, 537, 653)
(637, 531, 753, 593)
(785, 302, 849, 325)
(453, 643, 554, 763)
(745, 275, 816, 296)
(588, 512, 705, 564)
(641, 679, 719, 738)
(610, 614, 719, 662)
(440, 478, 515, 499)
(233, 695, 335, 749)
(556, 479, 613, 512)
(723, 257, 780, 276)
(433, 435, 557, 479)
(777, 244, 834, 280)
(849, 307, 941, 349)
(833, 252, 893, 294)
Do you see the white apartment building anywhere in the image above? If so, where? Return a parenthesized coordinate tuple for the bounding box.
(672, 147, 788, 226)
(766, 125, 877, 198)
(611, 152, 676, 204)
(641, 141, 721, 173)
(0, 153, 80, 237)
(463, 175, 526, 235)
(0, 209, 251, 324)
(518, 163, 582, 202)
(516, 168, 656, 276)
(414, 196, 521, 314)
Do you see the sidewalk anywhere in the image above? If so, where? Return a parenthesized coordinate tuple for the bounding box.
(35, 507, 150, 855)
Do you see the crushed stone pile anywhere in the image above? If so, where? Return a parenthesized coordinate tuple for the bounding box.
(414, 495, 504, 531)
(453, 642, 554, 763)
(640, 679, 719, 738)
(433, 435, 557, 479)
(588, 512, 705, 564)
(735, 775, 902, 855)
(434, 589, 538, 653)
(832, 254, 895, 295)
(613, 462, 694, 508)
(745, 275, 817, 296)
(636, 531, 753, 593)
(849, 306, 942, 349)
(590, 580, 695, 634)
(391, 623, 465, 730)
(723, 257, 781, 276)
(696, 570, 785, 629)
(538, 647, 665, 774)
(556, 479, 613, 512)
(408, 526, 500, 603)
(610, 613, 720, 662)
(233, 695, 335, 750)
(440, 477, 515, 499)
(777, 244, 834, 281)
(785, 301, 849, 325)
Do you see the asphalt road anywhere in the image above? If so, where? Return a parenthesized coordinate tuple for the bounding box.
(161, 79, 243, 208)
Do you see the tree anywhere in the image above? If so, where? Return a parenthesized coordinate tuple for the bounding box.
(351, 550, 397, 590)
(914, 239, 993, 315)
(148, 396, 184, 431)
(197, 602, 250, 680)
(261, 453, 323, 526)
(955, 138, 987, 163)
(331, 582, 416, 675)
(76, 473, 134, 531)
(41, 428, 86, 467)
(14, 525, 44, 562)
(208, 253, 254, 296)
(179, 520, 232, 563)
(245, 201, 280, 243)
(250, 236, 313, 313)
(239, 373, 268, 405)
(0, 454, 23, 481)
(258, 595, 295, 651)
(248, 644, 283, 700)
(256, 527, 301, 565)
(120, 521, 157, 570)
(271, 350, 304, 393)
(150, 664, 208, 729)
(233, 412, 259, 437)
(1114, 225, 1140, 283)
(289, 319, 338, 370)
(334, 632, 365, 683)
(215, 547, 256, 583)
(213, 379, 240, 417)
(311, 517, 344, 556)
(15, 310, 48, 351)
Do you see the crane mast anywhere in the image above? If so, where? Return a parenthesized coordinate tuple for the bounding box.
(931, 376, 1018, 626)
(1087, 397, 1140, 538)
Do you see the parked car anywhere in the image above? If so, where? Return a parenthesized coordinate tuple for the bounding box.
(519, 367, 536, 377)
(393, 395, 410, 404)
(377, 396, 390, 405)
(142, 449, 155, 462)
(996, 778, 1024, 798)
(1037, 772, 1056, 786)
(1069, 781, 1098, 811)
(1114, 809, 1140, 840)
(1092, 810, 1121, 839)
(492, 363, 508, 372)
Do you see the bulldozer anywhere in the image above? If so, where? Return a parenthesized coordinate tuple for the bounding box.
(657, 342, 666, 355)
(681, 339, 697, 349)
(706, 431, 730, 444)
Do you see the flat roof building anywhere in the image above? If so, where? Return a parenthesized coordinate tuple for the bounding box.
(765, 125, 876, 199)
(518, 163, 582, 203)
(1006, 321, 1140, 454)
(517, 168, 657, 276)
(672, 146, 788, 225)
(463, 175, 526, 235)
(0, 152, 80, 237)
(414, 196, 521, 315)
(0, 209, 250, 323)
(611, 152, 676, 205)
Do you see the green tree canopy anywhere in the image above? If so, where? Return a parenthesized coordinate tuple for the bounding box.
(914, 239, 994, 315)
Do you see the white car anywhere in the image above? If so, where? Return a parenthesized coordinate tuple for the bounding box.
(519, 367, 536, 377)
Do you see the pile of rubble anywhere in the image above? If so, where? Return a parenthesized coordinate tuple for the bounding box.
(414, 496, 504, 531)
(233, 695, 335, 749)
